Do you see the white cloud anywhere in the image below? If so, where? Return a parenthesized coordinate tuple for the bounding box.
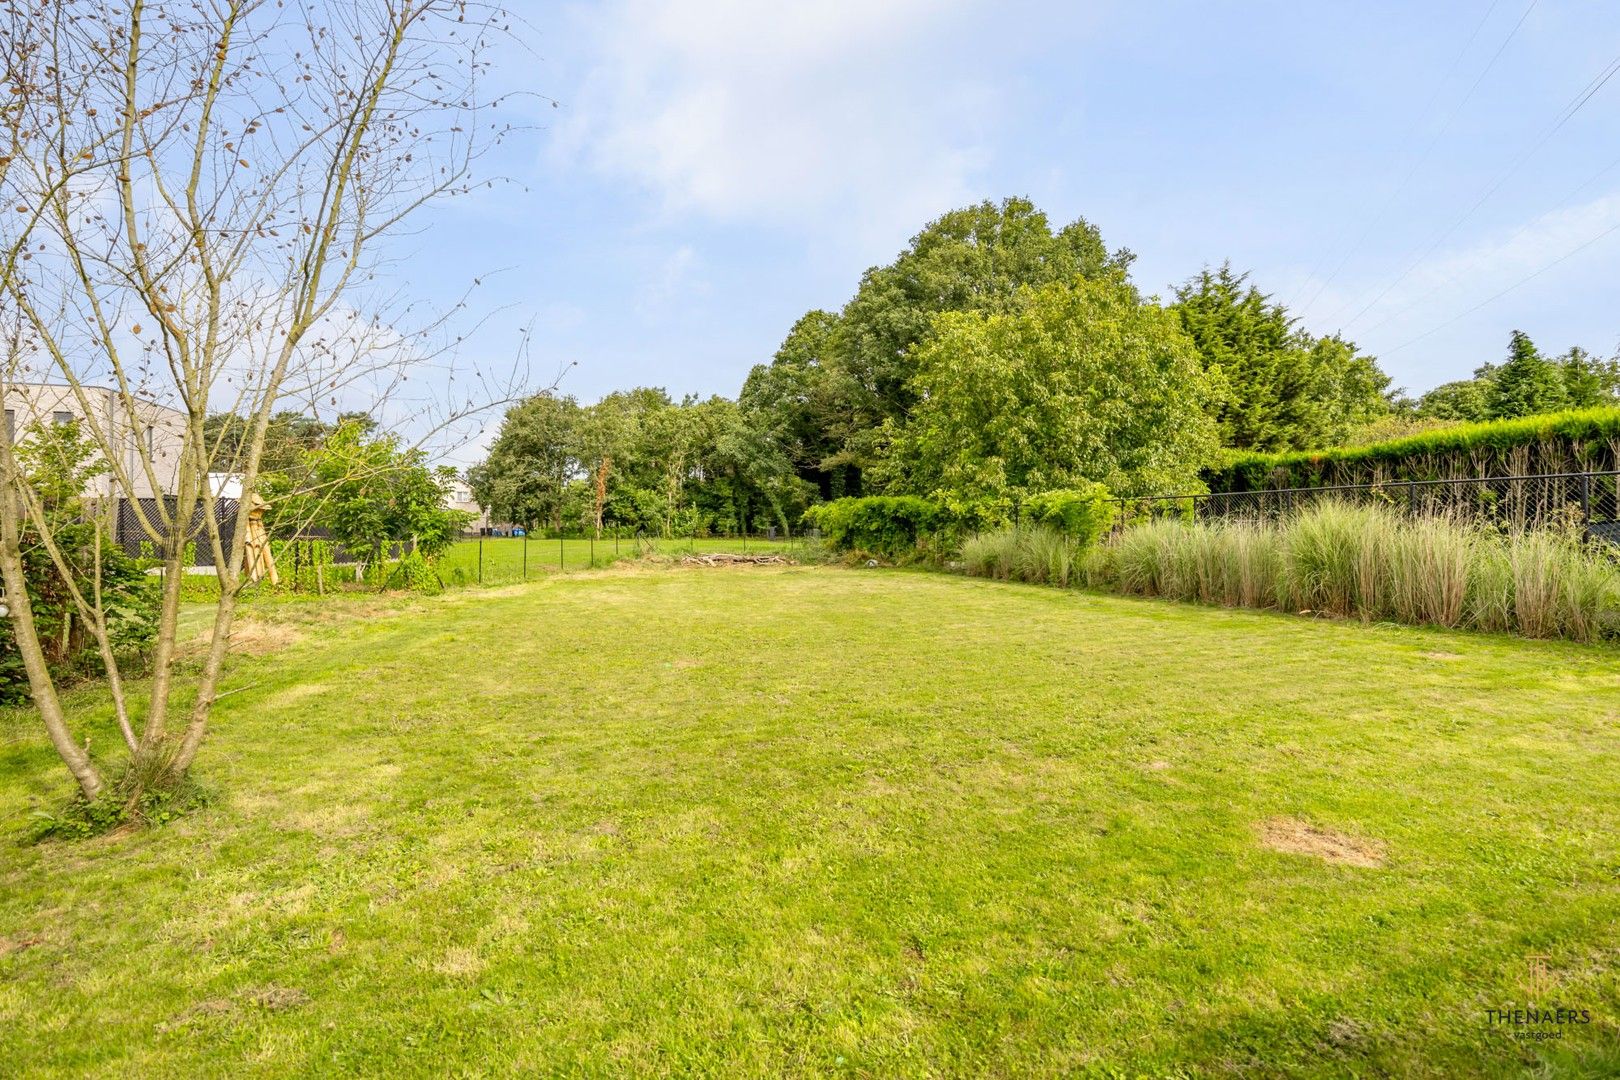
(553, 0, 997, 254)
(1283, 189, 1620, 377)
(635, 244, 711, 318)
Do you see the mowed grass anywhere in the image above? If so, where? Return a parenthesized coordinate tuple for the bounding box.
(3, 567, 1620, 1077)
(437, 535, 795, 584)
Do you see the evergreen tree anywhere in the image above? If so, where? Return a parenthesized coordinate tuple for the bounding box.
(1557, 346, 1620, 409)
(1488, 331, 1567, 419)
(1172, 264, 1391, 451)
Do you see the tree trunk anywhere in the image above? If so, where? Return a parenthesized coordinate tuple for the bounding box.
(170, 575, 240, 775)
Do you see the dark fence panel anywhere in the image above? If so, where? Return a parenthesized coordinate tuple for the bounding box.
(115, 496, 239, 566)
(113, 497, 376, 567)
(1113, 471, 1620, 542)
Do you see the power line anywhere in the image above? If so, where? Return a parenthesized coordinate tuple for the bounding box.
(1380, 212, 1620, 357)
(1327, 40, 1620, 332)
(1292, 0, 1520, 316)
(1351, 147, 1620, 339)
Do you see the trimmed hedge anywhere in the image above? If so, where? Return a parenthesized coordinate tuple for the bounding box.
(1205, 408, 1620, 491)
(802, 496, 949, 560)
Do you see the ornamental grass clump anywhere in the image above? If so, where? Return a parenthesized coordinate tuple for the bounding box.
(1088, 500, 1619, 643)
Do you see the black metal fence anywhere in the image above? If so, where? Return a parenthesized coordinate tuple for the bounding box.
(1114, 471, 1620, 544)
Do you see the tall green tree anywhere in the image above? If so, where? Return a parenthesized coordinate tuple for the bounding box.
(1556, 346, 1620, 409)
(744, 198, 1135, 490)
(837, 197, 1131, 441)
(1489, 331, 1567, 419)
(738, 310, 850, 499)
(467, 393, 582, 531)
(883, 277, 1217, 519)
(1173, 264, 1391, 451)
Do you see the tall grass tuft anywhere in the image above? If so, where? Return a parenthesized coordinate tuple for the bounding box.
(1084, 500, 1619, 643)
(961, 525, 1083, 587)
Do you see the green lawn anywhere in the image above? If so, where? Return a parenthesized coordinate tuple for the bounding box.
(437, 534, 795, 584)
(3, 566, 1620, 1076)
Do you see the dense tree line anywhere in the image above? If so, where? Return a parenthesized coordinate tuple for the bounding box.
(1411, 330, 1620, 422)
(468, 389, 800, 536)
(472, 196, 1616, 527)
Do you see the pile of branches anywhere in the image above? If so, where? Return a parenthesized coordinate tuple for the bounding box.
(679, 553, 793, 567)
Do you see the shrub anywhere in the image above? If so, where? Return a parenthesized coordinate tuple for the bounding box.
(1022, 483, 1116, 547)
(802, 497, 948, 561)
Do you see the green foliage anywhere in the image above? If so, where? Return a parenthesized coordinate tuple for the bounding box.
(884, 276, 1217, 515)
(1413, 332, 1620, 422)
(28, 771, 209, 842)
(473, 388, 804, 540)
(739, 310, 854, 501)
(1173, 263, 1393, 450)
(1489, 330, 1567, 419)
(275, 420, 469, 566)
(203, 410, 362, 476)
(383, 549, 445, 594)
(1208, 407, 1620, 490)
(1091, 502, 1619, 641)
(1021, 484, 1116, 546)
(739, 197, 1132, 493)
(0, 422, 159, 704)
(1414, 378, 1491, 422)
(801, 496, 946, 560)
(467, 392, 582, 531)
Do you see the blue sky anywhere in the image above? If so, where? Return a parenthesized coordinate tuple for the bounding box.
(402, 1, 1620, 460)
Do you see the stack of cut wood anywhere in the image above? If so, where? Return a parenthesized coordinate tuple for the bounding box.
(680, 553, 792, 567)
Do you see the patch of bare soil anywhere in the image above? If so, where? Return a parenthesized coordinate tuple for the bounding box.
(0, 933, 45, 958)
(227, 620, 304, 656)
(1259, 818, 1385, 867)
(158, 986, 308, 1032)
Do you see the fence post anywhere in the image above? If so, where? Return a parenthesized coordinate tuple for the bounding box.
(478, 535, 484, 584)
(615, 525, 619, 555)
(590, 532, 595, 568)
(523, 531, 528, 581)
(559, 532, 564, 571)
(1580, 472, 1592, 527)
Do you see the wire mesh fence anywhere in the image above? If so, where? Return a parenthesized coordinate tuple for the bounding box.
(1113, 471, 1620, 542)
(439, 530, 804, 585)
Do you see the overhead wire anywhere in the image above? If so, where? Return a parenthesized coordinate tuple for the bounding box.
(1292, 0, 1515, 316)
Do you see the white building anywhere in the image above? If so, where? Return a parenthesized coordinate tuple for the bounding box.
(444, 476, 491, 532)
(3, 384, 186, 498)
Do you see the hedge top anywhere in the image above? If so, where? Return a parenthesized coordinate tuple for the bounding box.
(1205, 407, 1620, 491)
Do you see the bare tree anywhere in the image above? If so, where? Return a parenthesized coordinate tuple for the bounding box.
(0, 0, 525, 806)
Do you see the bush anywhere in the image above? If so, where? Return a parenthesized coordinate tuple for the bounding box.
(802, 497, 948, 561)
(1022, 484, 1116, 546)
(1087, 501, 1620, 642)
(0, 421, 160, 703)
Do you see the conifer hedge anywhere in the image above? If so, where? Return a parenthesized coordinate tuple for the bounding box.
(1204, 408, 1620, 491)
